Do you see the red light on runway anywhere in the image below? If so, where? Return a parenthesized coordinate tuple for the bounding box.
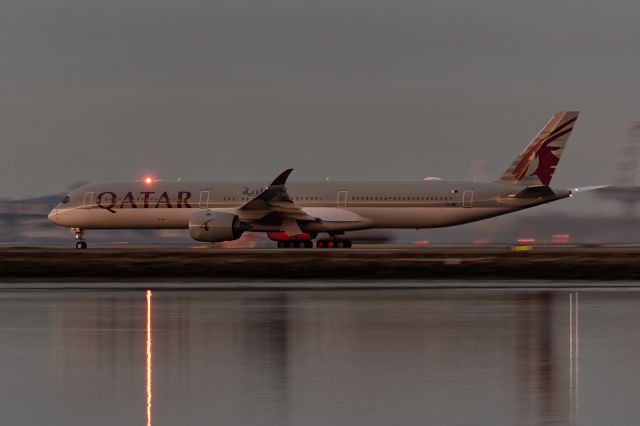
(413, 240, 430, 245)
(143, 176, 154, 185)
(552, 234, 571, 244)
(473, 239, 490, 245)
(517, 237, 536, 244)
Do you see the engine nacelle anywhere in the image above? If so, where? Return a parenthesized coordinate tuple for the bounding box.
(188, 210, 247, 242)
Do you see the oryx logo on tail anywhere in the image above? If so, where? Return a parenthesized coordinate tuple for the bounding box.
(499, 111, 579, 186)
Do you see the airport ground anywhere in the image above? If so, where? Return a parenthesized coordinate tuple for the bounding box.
(3, 244, 640, 283)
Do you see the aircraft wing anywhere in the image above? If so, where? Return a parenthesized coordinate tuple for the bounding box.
(237, 169, 370, 234)
(238, 169, 317, 222)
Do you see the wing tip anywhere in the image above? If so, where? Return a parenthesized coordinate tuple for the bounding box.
(271, 169, 293, 186)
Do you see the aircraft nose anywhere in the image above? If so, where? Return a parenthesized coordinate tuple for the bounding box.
(48, 209, 59, 224)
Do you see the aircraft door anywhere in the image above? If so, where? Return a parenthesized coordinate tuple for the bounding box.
(462, 190, 474, 208)
(82, 192, 94, 209)
(199, 191, 211, 208)
(337, 191, 348, 208)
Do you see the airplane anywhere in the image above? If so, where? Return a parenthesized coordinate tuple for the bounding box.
(49, 111, 583, 249)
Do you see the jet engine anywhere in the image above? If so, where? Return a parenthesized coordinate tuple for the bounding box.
(188, 210, 248, 242)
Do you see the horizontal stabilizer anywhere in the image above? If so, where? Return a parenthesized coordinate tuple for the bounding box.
(513, 185, 556, 198)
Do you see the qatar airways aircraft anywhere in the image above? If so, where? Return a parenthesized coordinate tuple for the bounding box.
(50, 111, 585, 249)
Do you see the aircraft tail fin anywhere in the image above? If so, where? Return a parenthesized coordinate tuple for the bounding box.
(498, 111, 579, 186)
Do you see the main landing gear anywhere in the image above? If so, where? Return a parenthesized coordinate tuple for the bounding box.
(275, 239, 352, 248)
(272, 232, 353, 249)
(71, 227, 88, 249)
(277, 240, 314, 249)
(316, 239, 352, 249)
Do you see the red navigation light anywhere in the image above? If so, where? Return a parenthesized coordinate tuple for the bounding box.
(144, 176, 154, 185)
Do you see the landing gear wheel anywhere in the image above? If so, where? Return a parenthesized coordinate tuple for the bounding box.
(277, 240, 314, 248)
(71, 228, 87, 249)
(316, 238, 352, 248)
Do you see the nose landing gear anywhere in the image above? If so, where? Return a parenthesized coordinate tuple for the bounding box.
(71, 228, 87, 249)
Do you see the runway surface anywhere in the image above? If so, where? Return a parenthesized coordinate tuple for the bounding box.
(2, 244, 640, 283)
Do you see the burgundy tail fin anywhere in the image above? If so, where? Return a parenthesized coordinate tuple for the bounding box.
(498, 111, 579, 186)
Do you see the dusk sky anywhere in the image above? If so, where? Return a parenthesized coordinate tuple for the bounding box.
(2, 0, 639, 200)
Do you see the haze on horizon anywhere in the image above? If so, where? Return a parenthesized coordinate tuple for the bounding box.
(1, 0, 639, 206)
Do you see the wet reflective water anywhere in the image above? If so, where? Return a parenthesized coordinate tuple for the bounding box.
(1, 287, 639, 425)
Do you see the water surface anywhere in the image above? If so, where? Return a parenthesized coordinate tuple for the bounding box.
(1, 287, 639, 425)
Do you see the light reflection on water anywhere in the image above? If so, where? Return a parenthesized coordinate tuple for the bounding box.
(569, 292, 579, 425)
(146, 290, 152, 426)
(1, 287, 640, 426)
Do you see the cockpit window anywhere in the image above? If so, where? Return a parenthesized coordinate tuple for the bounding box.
(61, 195, 70, 204)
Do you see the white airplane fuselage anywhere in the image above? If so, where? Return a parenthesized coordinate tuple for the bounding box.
(49, 180, 569, 232)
